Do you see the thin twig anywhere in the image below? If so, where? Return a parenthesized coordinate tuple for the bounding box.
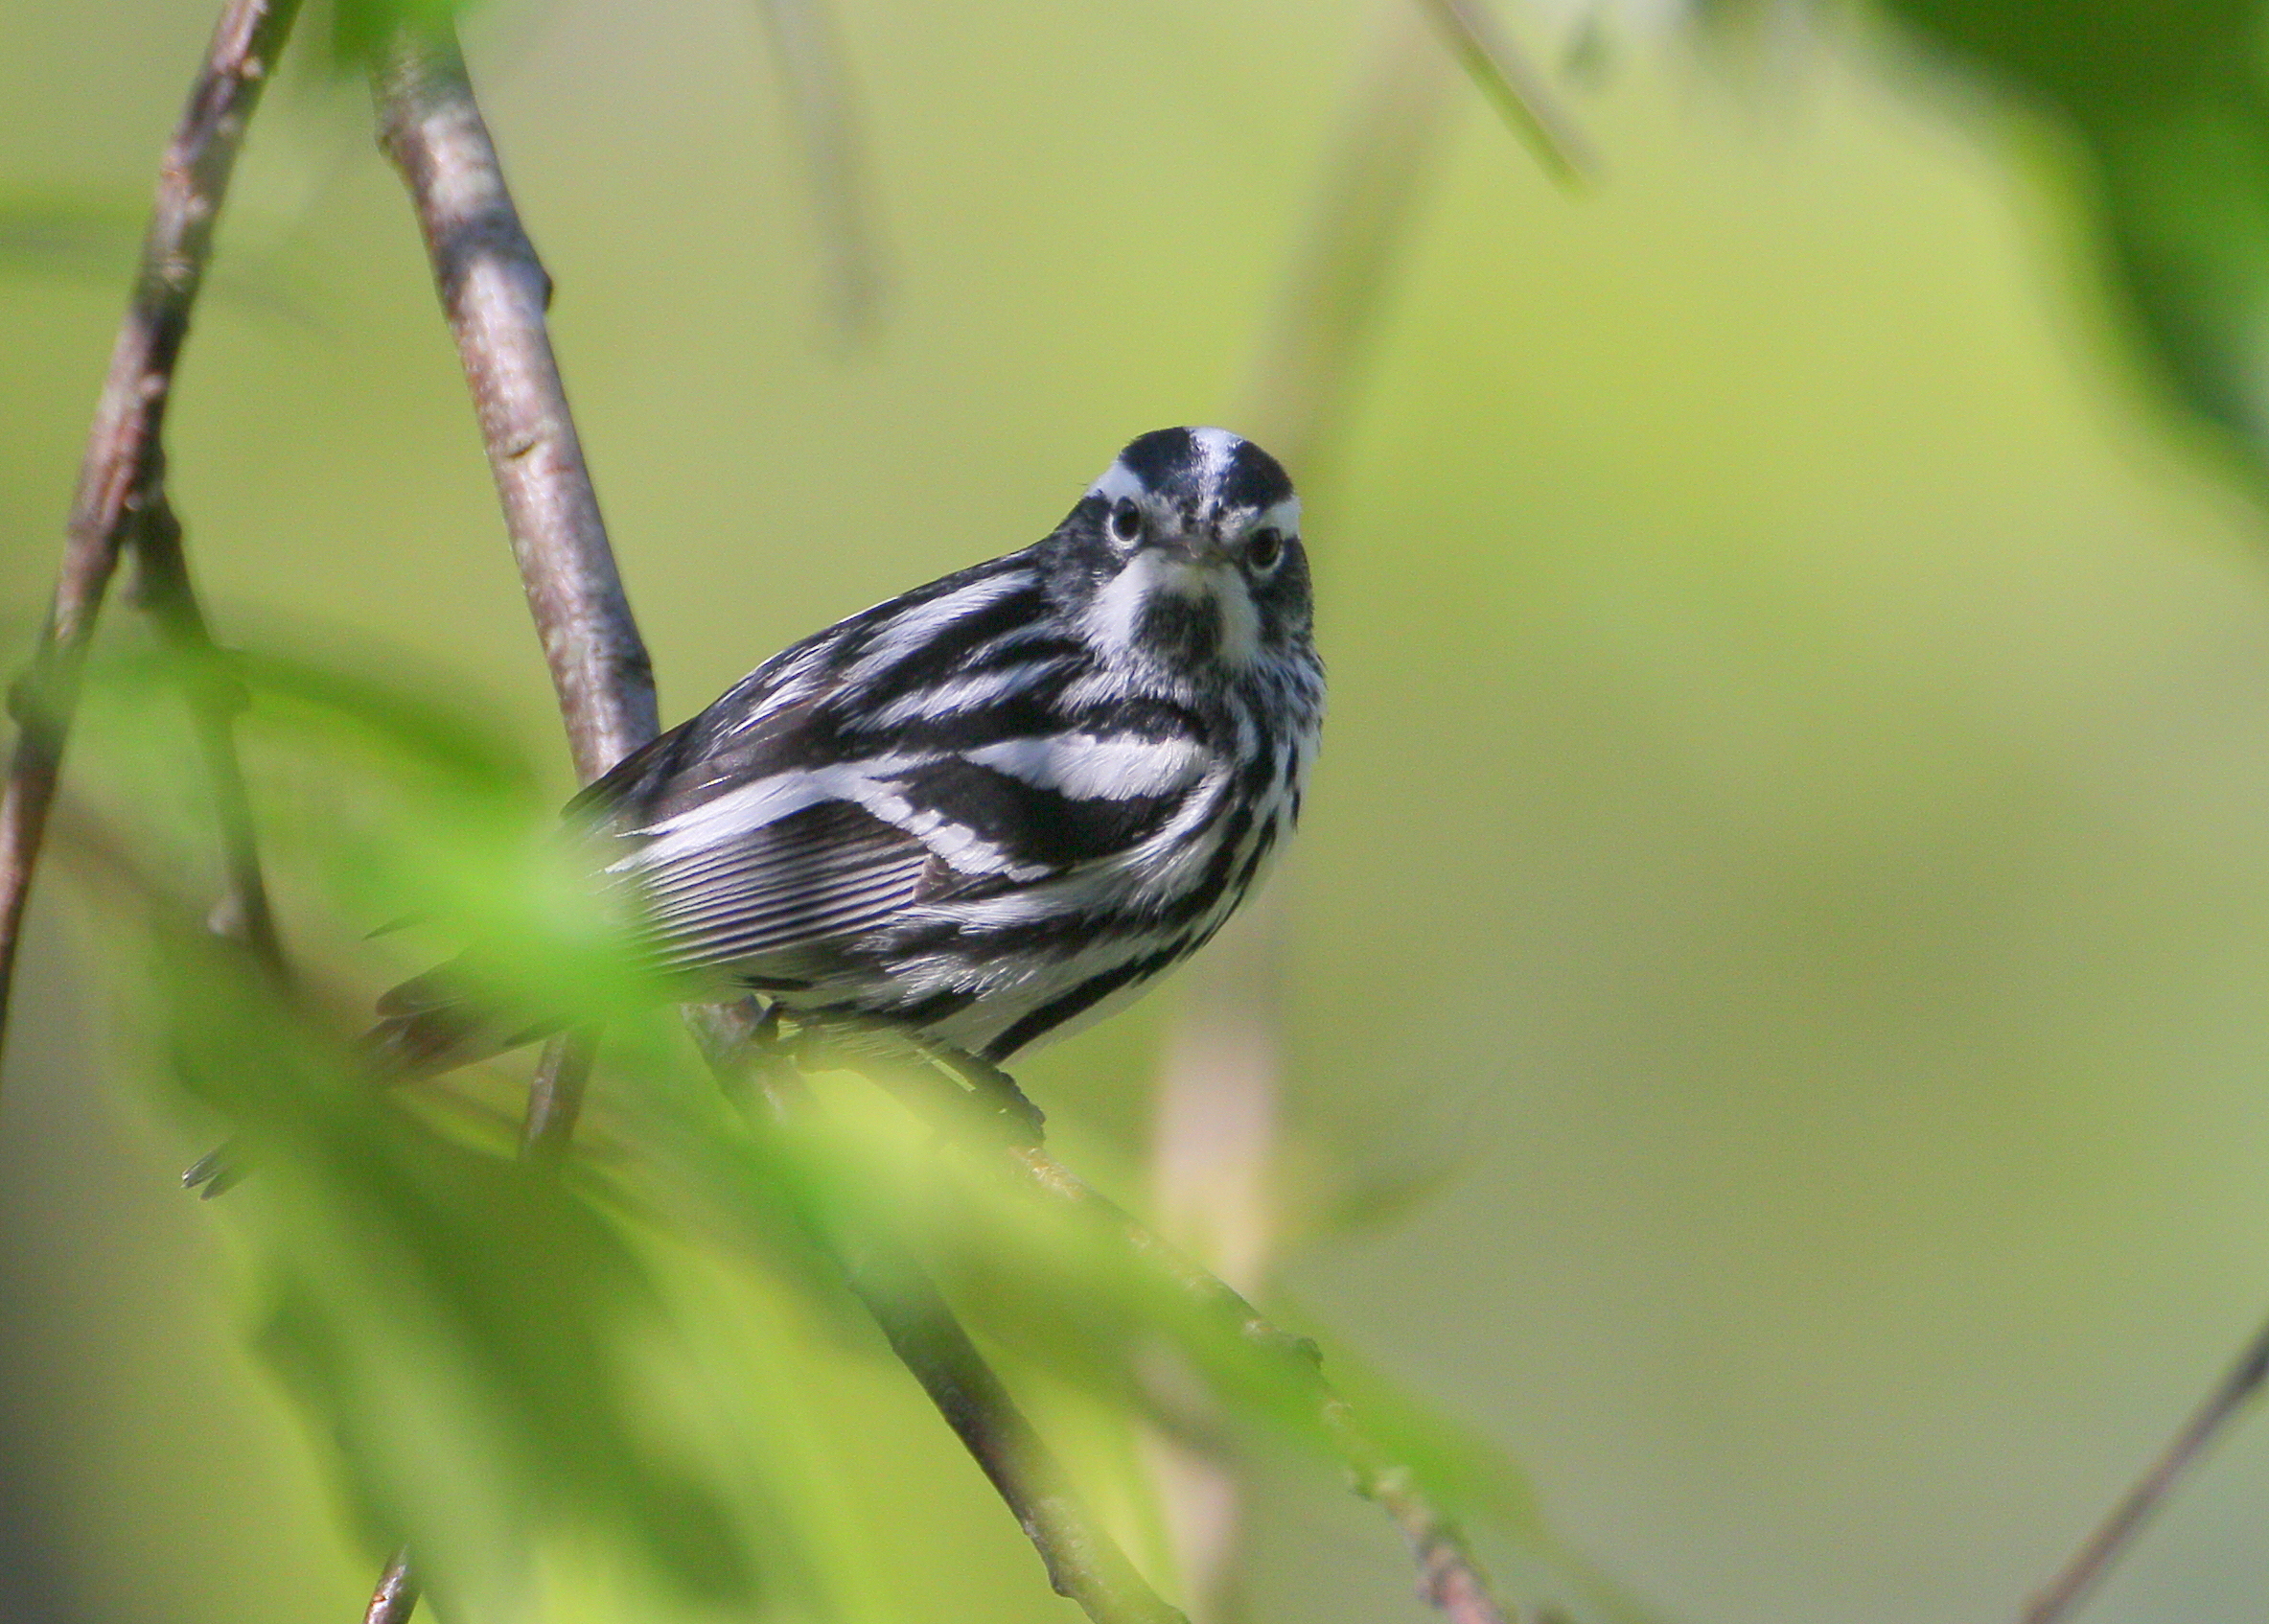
(2022, 1311, 2269, 1624)
(0, 0, 303, 1070)
(362, 1548, 419, 1624)
(690, 1004, 1188, 1624)
(845, 1237, 1188, 1623)
(371, 23, 658, 788)
(1413, 0, 1594, 185)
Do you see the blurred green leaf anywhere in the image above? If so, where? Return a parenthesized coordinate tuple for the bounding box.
(63, 646, 814, 1619)
(714, 1055, 1649, 1624)
(85, 870, 755, 1617)
(65, 632, 1637, 1621)
(1855, 0, 2269, 472)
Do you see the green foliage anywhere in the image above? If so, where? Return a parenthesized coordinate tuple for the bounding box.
(1862, 0, 2269, 471)
(75, 650, 759, 1616)
(62, 637, 1616, 1623)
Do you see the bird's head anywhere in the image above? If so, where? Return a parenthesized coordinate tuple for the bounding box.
(1052, 427, 1310, 676)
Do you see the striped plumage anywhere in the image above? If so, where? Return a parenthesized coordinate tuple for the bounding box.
(381, 427, 1322, 1068)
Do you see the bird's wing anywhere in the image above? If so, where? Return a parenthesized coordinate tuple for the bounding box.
(616, 794, 937, 973)
(567, 563, 1220, 979)
(590, 728, 1218, 980)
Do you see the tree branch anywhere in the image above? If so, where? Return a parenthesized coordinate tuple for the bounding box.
(371, 24, 658, 786)
(520, 1024, 600, 1166)
(862, 1263, 1184, 1624)
(373, 17, 657, 1154)
(370, 24, 1182, 1623)
(364, 27, 653, 1614)
(0, 0, 302, 1070)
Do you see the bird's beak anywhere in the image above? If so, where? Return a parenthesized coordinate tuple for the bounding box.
(1158, 521, 1234, 567)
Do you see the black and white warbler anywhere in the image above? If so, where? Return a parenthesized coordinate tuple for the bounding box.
(377, 427, 1322, 1076)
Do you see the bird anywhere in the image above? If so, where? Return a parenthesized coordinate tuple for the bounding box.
(369, 425, 1324, 1099)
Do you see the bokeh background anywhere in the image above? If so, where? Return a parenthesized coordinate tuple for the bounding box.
(11, 1, 2269, 1621)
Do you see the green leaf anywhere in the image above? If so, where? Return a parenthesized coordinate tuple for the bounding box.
(1866, 0, 2269, 473)
(68, 632, 1642, 1622)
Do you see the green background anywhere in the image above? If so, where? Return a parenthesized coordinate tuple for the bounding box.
(9, 0, 2269, 1620)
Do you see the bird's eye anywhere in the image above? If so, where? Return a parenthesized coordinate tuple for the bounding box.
(1247, 527, 1285, 572)
(1109, 499, 1144, 545)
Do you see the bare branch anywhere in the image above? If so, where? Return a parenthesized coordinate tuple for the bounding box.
(849, 1238, 1188, 1623)
(372, 25, 658, 786)
(373, 15, 658, 1151)
(2022, 1311, 2269, 1624)
(0, 0, 302, 1069)
(362, 32, 649, 1612)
